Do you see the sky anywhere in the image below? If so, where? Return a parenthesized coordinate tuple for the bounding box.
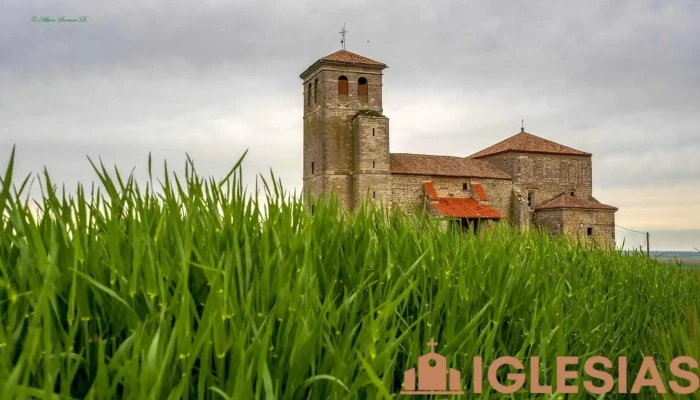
(1, 0, 699, 251)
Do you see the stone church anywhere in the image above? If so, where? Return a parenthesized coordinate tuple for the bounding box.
(300, 49, 618, 246)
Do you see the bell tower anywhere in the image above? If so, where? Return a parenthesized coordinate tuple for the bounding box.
(300, 49, 392, 210)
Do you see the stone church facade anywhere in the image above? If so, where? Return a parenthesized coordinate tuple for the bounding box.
(300, 50, 617, 247)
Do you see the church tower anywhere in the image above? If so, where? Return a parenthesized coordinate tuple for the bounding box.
(300, 49, 392, 210)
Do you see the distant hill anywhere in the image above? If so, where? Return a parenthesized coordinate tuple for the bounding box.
(650, 251, 700, 265)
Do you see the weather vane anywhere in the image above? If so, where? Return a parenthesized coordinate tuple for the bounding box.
(339, 23, 347, 50)
(521, 119, 525, 132)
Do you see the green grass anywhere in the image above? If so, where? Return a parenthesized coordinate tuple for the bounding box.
(1, 147, 700, 399)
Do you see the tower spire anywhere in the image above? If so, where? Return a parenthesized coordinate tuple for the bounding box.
(339, 23, 347, 50)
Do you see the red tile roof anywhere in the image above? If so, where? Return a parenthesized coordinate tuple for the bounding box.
(433, 197, 502, 219)
(468, 131, 592, 159)
(471, 183, 488, 201)
(320, 50, 386, 67)
(535, 193, 618, 211)
(300, 50, 387, 78)
(423, 181, 439, 200)
(391, 153, 511, 180)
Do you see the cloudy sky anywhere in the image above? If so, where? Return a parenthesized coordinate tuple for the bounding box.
(1, 0, 699, 250)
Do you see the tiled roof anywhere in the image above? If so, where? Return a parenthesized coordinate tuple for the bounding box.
(300, 50, 386, 78)
(535, 193, 618, 211)
(390, 153, 511, 180)
(423, 181, 439, 200)
(468, 131, 592, 159)
(433, 197, 502, 219)
(320, 50, 386, 67)
(471, 183, 488, 201)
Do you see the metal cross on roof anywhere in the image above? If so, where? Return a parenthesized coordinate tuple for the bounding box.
(521, 119, 525, 132)
(339, 23, 347, 50)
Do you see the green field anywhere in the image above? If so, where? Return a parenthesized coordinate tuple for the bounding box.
(1, 149, 700, 399)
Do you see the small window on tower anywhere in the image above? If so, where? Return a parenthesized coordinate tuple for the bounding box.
(463, 183, 469, 190)
(307, 83, 312, 107)
(314, 78, 318, 105)
(358, 77, 368, 103)
(372, 128, 375, 136)
(311, 162, 314, 174)
(373, 160, 375, 169)
(587, 227, 594, 236)
(311, 204, 315, 215)
(570, 190, 575, 197)
(373, 191, 376, 199)
(527, 191, 535, 207)
(338, 76, 348, 96)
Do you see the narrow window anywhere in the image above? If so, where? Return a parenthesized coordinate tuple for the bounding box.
(358, 77, 368, 103)
(372, 128, 375, 136)
(338, 76, 348, 96)
(311, 204, 315, 215)
(307, 83, 312, 107)
(462, 183, 469, 190)
(372, 160, 375, 168)
(314, 78, 318, 105)
(372, 191, 376, 199)
(311, 162, 314, 174)
(587, 227, 593, 236)
(527, 191, 534, 207)
(570, 190, 575, 197)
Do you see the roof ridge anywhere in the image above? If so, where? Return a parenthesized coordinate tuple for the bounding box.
(468, 130, 591, 159)
(520, 131, 590, 154)
(300, 49, 387, 78)
(391, 152, 465, 159)
(535, 192, 618, 211)
(466, 132, 526, 159)
(321, 50, 386, 65)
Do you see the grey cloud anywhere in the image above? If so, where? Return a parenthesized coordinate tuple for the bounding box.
(0, 0, 699, 231)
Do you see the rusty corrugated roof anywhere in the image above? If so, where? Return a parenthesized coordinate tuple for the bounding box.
(471, 183, 488, 201)
(423, 181, 439, 200)
(433, 197, 501, 219)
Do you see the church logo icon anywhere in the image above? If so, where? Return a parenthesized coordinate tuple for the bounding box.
(400, 337, 464, 396)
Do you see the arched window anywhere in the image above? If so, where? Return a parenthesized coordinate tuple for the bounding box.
(358, 77, 368, 103)
(307, 83, 312, 107)
(314, 78, 318, 105)
(338, 75, 348, 93)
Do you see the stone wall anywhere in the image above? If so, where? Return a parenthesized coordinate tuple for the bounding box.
(562, 209, 616, 248)
(511, 188, 532, 229)
(479, 152, 593, 207)
(534, 208, 616, 248)
(533, 208, 564, 236)
(303, 174, 353, 209)
(352, 114, 392, 208)
(391, 174, 513, 218)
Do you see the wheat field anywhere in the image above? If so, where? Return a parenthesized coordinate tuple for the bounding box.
(1, 148, 699, 399)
